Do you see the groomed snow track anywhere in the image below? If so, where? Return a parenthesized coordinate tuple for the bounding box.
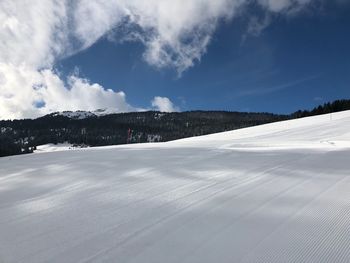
(1, 111, 350, 263)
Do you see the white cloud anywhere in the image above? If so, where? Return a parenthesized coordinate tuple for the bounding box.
(0, 0, 68, 68)
(152, 96, 179, 112)
(1, 0, 322, 72)
(73, 0, 244, 74)
(0, 0, 325, 119)
(0, 63, 137, 119)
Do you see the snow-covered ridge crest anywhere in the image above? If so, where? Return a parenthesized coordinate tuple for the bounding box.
(51, 109, 120, 119)
(49, 109, 168, 120)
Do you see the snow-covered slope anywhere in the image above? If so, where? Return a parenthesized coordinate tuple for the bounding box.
(34, 143, 73, 153)
(34, 143, 88, 153)
(1, 111, 350, 263)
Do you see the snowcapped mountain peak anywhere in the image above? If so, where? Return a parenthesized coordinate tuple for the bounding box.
(50, 108, 120, 119)
(49, 109, 168, 120)
(52, 111, 96, 119)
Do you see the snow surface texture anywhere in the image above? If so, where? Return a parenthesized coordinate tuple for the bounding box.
(1, 111, 350, 263)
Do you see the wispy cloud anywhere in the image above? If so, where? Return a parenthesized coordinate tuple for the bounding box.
(238, 75, 320, 97)
(313, 96, 324, 102)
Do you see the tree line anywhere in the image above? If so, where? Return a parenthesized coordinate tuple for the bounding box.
(0, 99, 349, 157)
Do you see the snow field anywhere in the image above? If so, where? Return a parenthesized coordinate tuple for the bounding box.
(0, 111, 350, 262)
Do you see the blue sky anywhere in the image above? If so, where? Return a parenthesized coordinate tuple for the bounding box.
(1, 0, 350, 119)
(57, 1, 350, 114)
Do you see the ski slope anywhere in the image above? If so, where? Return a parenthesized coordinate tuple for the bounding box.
(1, 111, 350, 263)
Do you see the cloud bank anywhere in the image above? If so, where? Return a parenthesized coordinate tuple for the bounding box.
(0, 0, 321, 119)
(151, 97, 180, 112)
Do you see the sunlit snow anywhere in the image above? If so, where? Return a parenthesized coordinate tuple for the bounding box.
(1, 111, 350, 262)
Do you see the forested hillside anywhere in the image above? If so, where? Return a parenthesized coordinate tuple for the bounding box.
(0, 99, 349, 157)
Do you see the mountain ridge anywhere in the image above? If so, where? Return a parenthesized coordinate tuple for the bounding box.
(1, 99, 349, 157)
